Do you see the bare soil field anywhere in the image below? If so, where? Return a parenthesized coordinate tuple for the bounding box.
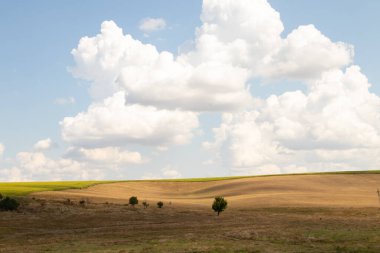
(1, 174, 380, 252)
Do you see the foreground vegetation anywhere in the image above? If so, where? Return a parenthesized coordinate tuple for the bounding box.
(0, 198, 379, 253)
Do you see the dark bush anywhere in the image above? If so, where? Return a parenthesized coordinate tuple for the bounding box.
(0, 197, 20, 211)
(0, 193, 3, 200)
(142, 201, 149, 209)
(129, 196, 138, 207)
(157, 201, 164, 208)
(212, 196, 227, 216)
(79, 199, 86, 206)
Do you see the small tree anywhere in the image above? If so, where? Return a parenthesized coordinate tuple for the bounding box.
(129, 196, 138, 207)
(0, 197, 20, 211)
(212, 196, 227, 216)
(157, 201, 164, 208)
(142, 201, 149, 209)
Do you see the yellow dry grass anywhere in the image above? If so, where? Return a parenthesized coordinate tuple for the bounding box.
(33, 173, 380, 208)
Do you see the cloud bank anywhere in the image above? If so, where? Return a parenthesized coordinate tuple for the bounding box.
(1, 0, 378, 181)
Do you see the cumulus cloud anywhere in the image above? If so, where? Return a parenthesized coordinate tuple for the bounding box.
(161, 165, 182, 178)
(139, 18, 167, 33)
(205, 66, 380, 174)
(61, 91, 199, 148)
(141, 165, 182, 180)
(65, 146, 145, 165)
(70, 21, 253, 110)
(54, 96, 76, 105)
(181, 0, 352, 80)
(0, 151, 100, 181)
(0, 148, 144, 182)
(34, 138, 54, 150)
(58, 0, 376, 178)
(183, 0, 284, 68)
(70, 0, 352, 112)
(259, 25, 353, 80)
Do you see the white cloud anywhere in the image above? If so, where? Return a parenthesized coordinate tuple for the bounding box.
(259, 25, 353, 80)
(70, 20, 253, 111)
(66, 146, 145, 165)
(119, 60, 253, 111)
(61, 91, 199, 148)
(34, 138, 54, 150)
(49, 0, 377, 179)
(0, 146, 146, 182)
(139, 18, 167, 33)
(0, 143, 4, 157)
(54, 96, 76, 105)
(70, 21, 161, 99)
(184, 0, 284, 68)
(0, 151, 112, 182)
(141, 172, 162, 180)
(141, 165, 182, 180)
(205, 66, 380, 174)
(161, 165, 182, 179)
(182, 0, 352, 80)
(0, 167, 25, 182)
(70, 0, 353, 113)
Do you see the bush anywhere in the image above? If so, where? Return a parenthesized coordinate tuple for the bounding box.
(142, 201, 149, 209)
(157, 201, 164, 208)
(129, 196, 138, 207)
(79, 200, 86, 206)
(212, 196, 227, 216)
(0, 193, 3, 200)
(0, 197, 20, 211)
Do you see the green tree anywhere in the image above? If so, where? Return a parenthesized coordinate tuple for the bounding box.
(157, 201, 164, 208)
(129, 196, 138, 207)
(212, 196, 227, 216)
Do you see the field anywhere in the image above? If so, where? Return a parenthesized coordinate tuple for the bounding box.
(0, 181, 116, 196)
(1, 172, 380, 252)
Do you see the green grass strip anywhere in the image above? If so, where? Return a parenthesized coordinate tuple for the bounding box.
(0, 181, 116, 196)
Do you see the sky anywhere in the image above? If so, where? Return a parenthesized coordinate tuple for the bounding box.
(1, 0, 380, 181)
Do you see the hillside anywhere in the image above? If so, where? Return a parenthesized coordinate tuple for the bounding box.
(33, 173, 380, 208)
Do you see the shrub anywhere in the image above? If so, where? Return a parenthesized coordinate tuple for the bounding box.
(212, 196, 227, 216)
(157, 201, 164, 208)
(0, 197, 20, 211)
(0, 193, 3, 200)
(129, 196, 138, 207)
(79, 199, 86, 206)
(142, 201, 149, 209)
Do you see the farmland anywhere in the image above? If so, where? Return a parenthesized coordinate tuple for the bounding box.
(1, 172, 380, 252)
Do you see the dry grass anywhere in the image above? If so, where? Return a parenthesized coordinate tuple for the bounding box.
(33, 174, 380, 208)
(1, 173, 380, 252)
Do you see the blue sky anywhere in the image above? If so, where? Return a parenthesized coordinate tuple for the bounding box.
(1, 0, 380, 181)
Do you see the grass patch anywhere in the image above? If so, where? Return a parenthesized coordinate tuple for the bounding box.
(0, 181, 116, 196)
